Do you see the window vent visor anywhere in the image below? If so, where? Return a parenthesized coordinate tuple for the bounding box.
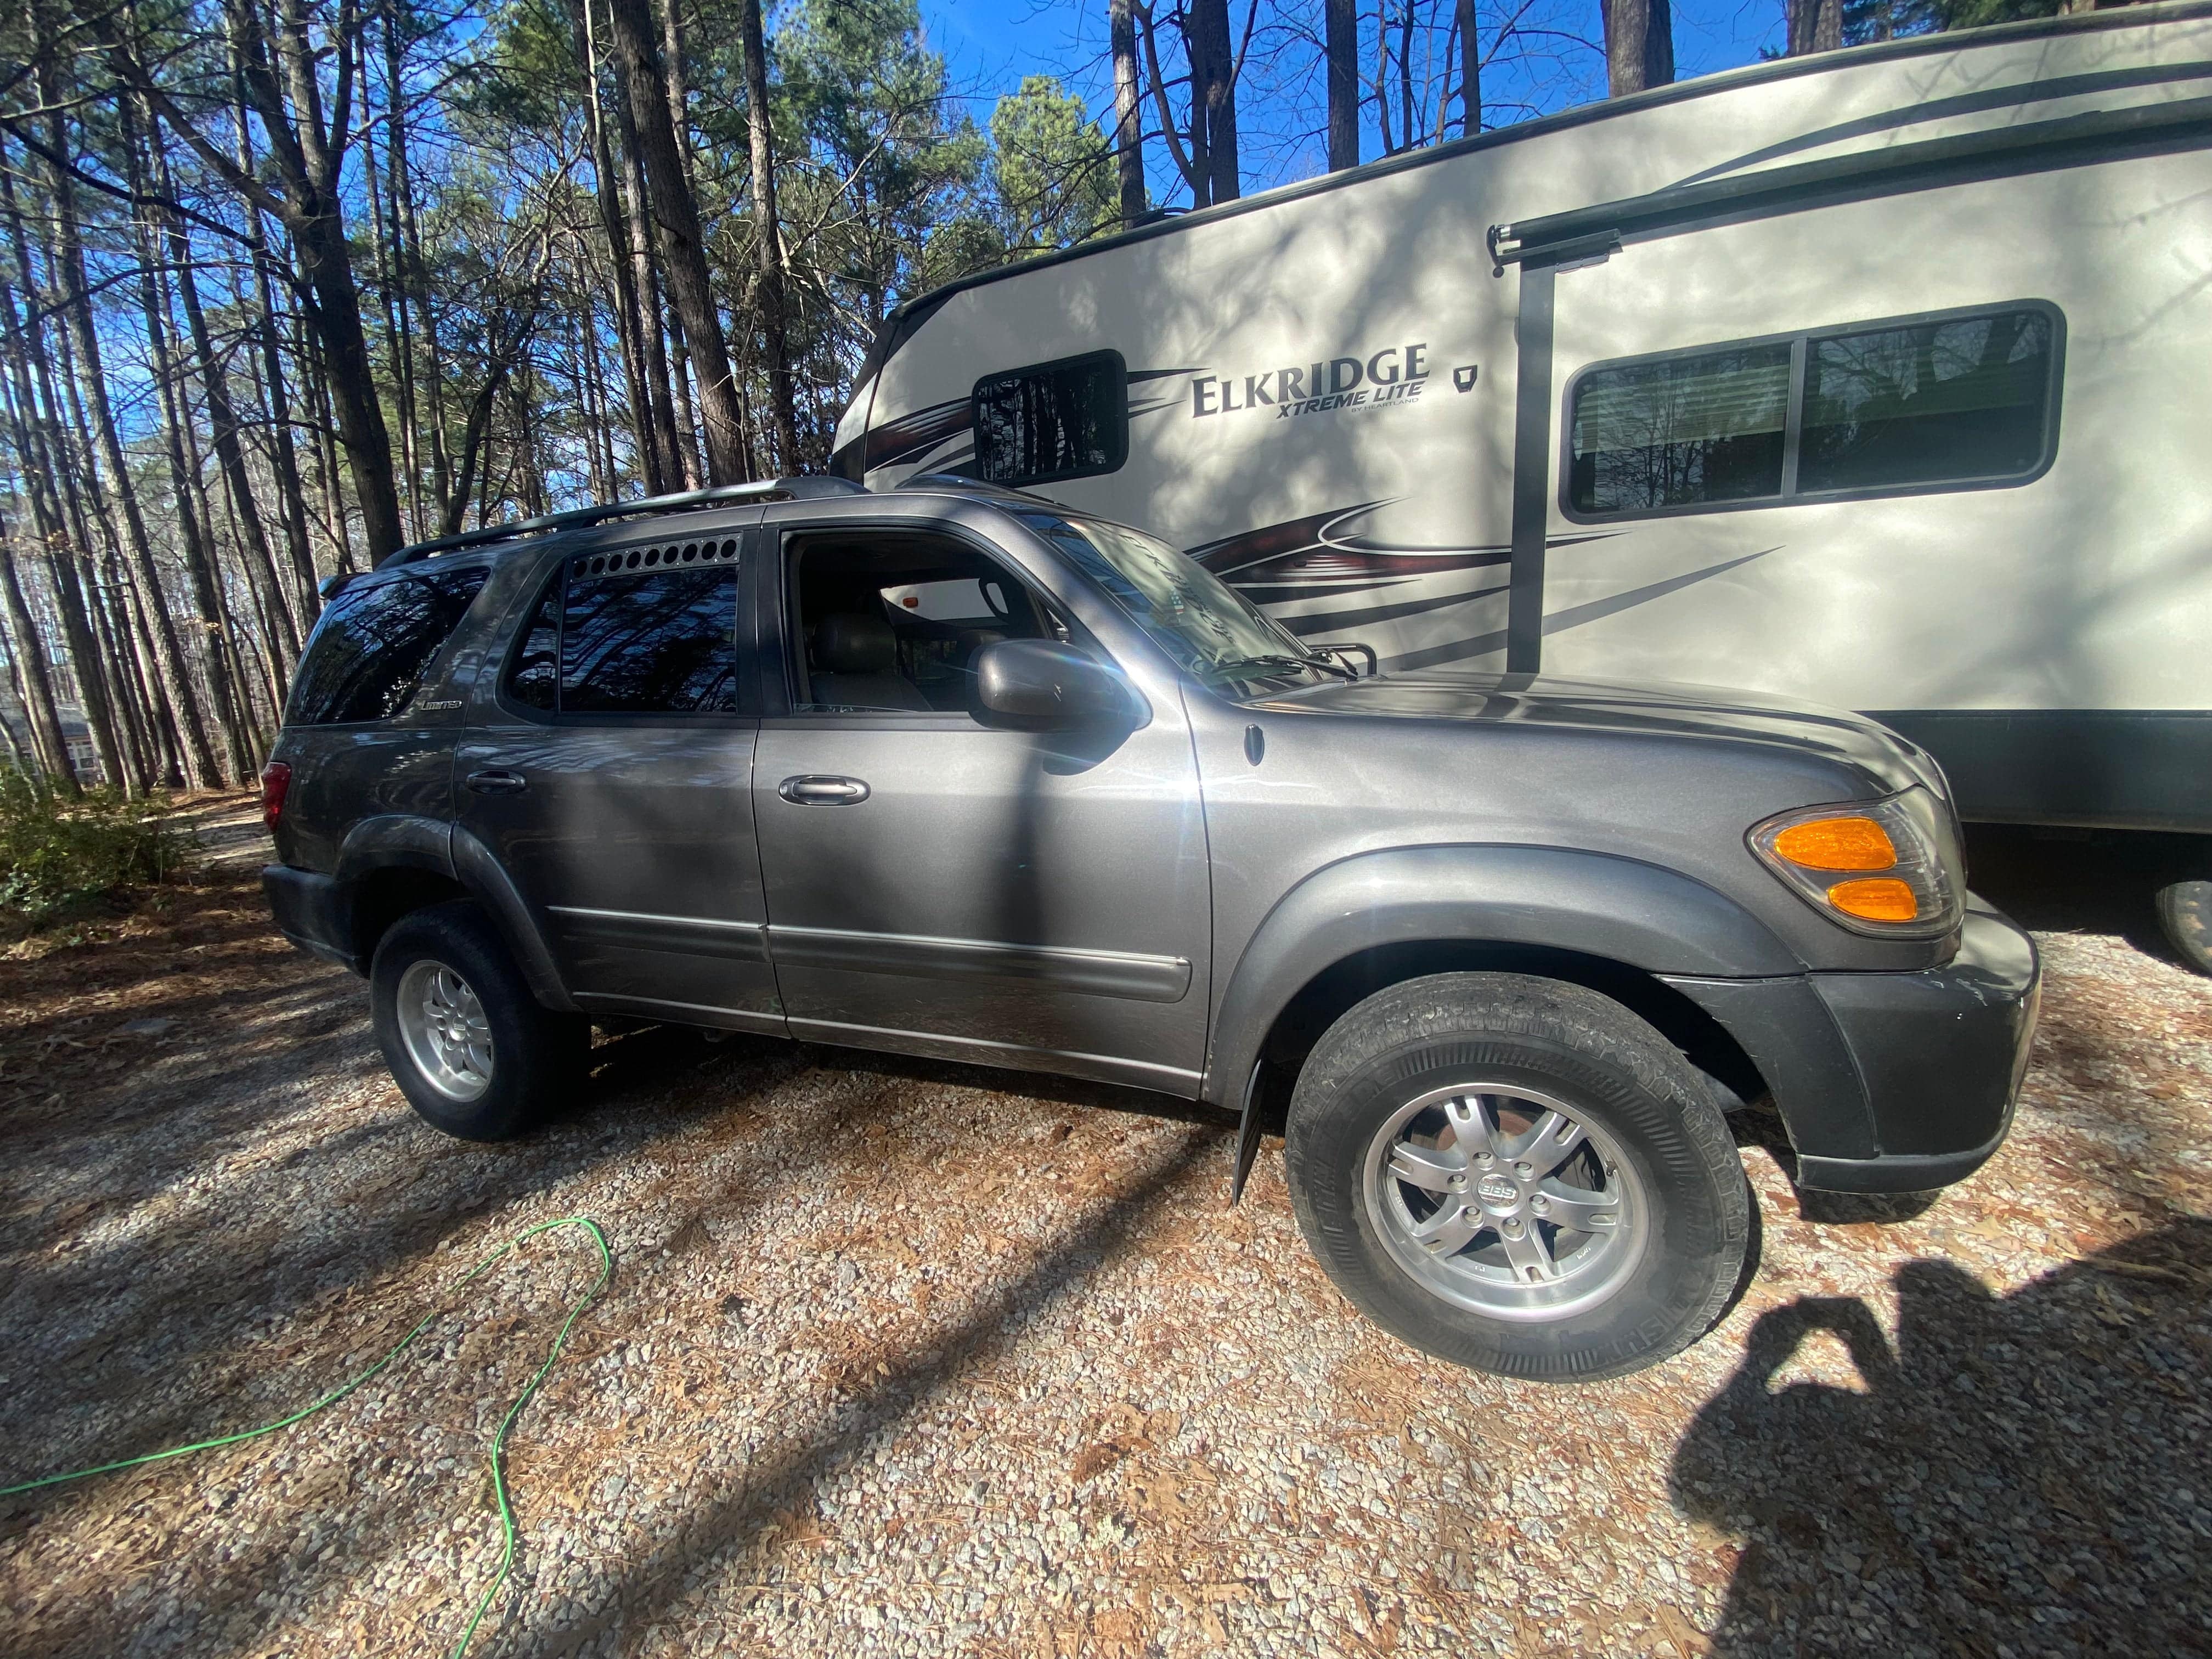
(1747, 788, 1962, 939)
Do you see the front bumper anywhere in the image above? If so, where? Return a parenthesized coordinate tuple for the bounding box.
(1664, 899, 2041, 1194)
(262, 864, 363, 974)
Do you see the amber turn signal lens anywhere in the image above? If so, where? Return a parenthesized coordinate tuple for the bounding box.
(1827, 877, 1918, 922)
(1772, 816, 1897, 871)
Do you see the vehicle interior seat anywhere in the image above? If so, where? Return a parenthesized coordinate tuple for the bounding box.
(955, 628, 1008, 674)
(809, 612, 932, 710)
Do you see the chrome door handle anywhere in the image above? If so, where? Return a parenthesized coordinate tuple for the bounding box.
(466, 769, 528, 795)
(778, 775, 870, 805)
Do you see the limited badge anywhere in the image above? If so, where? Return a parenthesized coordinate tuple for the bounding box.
(1453, 365, 1479, 393)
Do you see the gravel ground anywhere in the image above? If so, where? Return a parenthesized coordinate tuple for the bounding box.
(2, 803, 2208, 1659)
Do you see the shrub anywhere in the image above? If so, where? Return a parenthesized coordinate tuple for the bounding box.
(0, 769, 184, 927)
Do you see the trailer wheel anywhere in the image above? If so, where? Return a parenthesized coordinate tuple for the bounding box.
(2154, 878, 2212, 975)
(1284, 972, 1751, 1383)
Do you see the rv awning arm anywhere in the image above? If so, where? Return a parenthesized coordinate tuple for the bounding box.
(1487, 93, 2212, 270)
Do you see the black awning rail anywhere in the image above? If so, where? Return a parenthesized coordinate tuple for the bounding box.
(1488, 93, 2212, 272)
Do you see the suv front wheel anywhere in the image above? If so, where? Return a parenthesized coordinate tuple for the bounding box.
(370, 900, 590, 1140)
(1285, 972, 1751, 1382)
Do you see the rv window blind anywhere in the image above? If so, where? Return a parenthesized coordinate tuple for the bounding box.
(972, 351, 1128, 487)
(1565, 302, 2062, 521)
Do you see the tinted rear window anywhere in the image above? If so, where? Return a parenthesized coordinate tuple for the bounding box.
(287, 567, 488, 726)
(503, 539, 743, 715)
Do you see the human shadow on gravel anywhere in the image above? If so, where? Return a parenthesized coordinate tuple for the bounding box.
(1669, 1218, 2212, 1659)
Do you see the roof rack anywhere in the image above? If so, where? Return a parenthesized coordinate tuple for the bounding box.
(375, 477, 867, 569)
(901, 472, 1068, 508)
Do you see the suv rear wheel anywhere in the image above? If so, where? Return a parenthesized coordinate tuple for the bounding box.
(1285, 972, 1751, 1382)
(370, 900, 590, 1140)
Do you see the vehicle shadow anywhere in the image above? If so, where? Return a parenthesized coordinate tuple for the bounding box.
(1962, 823, 2195, 966)
(1669, 1219, 2212, 1658)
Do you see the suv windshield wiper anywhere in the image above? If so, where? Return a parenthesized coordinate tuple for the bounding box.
(1206, 652, 1356, 684)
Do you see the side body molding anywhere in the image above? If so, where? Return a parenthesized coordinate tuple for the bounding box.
(1201, 843, 1802, 1106)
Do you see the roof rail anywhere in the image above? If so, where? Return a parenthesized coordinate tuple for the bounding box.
(901, 472, 1069, 509)
(376, 477, 868, 569)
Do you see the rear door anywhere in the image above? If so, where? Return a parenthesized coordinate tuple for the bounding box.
(455, 523, 782, 1031)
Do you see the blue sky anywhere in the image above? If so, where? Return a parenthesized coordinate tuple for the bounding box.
(913, 0, 1792, 202)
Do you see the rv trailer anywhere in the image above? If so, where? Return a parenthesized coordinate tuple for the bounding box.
(830, 2, 2212, 968)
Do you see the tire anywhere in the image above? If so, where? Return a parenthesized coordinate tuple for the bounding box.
(370, 900, 590, 1141)
(1284, 972, 1751, 1383)
(2154, 878, 2212, 976)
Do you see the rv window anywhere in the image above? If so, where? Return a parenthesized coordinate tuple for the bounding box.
(1568, 346, 1791, 514)
(1565, 302, 2062, 521)
(1797, 310, 2055, 494)
(972, 352, 1126, 486)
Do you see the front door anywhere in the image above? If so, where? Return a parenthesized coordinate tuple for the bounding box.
(750, 520, 1211, 1093)
(456, 528, 781, 1030)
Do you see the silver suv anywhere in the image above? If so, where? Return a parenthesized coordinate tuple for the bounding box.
(261, 477, 2039, 1380)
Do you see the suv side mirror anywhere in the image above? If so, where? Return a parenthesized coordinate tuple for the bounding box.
(970, 639, 1138, 731)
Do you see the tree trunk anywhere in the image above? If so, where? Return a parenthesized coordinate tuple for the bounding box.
(1458, 0, 1481, 136)
(1786, 0, 1843, 54)
(735, 0, 798, 472)
(95, 0, 408, 562)
(294, 205, 405, 561)
(0, 527, 72, 791)
(603, 5, 685, 494)
(225, 32, 322, 618)
(376, 17, 426, 540)
(1109, 0, 1149, 222)
(568, 0, 667, 496)
(1398, 2, 1416, 153)
(300, 314, 356, 574)
(667, 315, 706, 488)
(571, 4, 653, 498)
(1602, 0, 1674, 96)
(123, 136, 255, 785)
(1187, 0, 1239, 205)
(7, 99, 222, 788)
(1325, 0, 1360, 170)
(152, 122, 303, 674)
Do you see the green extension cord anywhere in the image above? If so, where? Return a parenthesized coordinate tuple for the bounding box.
(1, 1215, 612, 1658)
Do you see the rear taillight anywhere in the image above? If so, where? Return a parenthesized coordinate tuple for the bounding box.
(260, 761, 291, 832)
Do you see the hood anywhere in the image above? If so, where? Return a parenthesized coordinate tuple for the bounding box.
(1256, 670, 1946, 798)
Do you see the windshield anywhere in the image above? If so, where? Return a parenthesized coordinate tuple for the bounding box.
(1015, 510, 1338, 689)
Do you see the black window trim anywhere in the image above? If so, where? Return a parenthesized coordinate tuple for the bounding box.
(286, 560, 494, 729)
(969, 347, 1130, 489)
(491, 538, 753, 726)
(1558, 297, 2066, 526)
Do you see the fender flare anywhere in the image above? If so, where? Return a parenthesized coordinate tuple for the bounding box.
(1200, 843, 1802, 1105)
(451, 827, 578, 1012)
(335, 814, 455, 884)
(334, 815, 576, 1012)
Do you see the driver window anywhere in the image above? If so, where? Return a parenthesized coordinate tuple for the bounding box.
(787, 533, 1066, 715)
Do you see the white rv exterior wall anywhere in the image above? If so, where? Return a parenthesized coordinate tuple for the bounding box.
(837, 8, 2212, 753)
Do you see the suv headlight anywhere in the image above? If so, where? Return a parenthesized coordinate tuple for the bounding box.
(1747, 788, 1963, 938)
